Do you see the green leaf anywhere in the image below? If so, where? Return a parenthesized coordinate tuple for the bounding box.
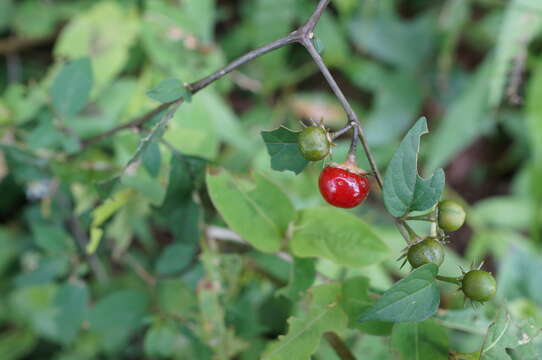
(489, 0, 542, 107)
(144, 319, 178, 358)
(54, 1, 138, 91)
(262, 283, 348, 360)
(9, 284, 58, 338)
(89, 289, 149, 351)
(206, 169, 294, 252)
(51, 58, 93, 118)
(31, 223, 75, 255)
(391, 320, 449, 360)
(359, 264, 440, 323)
(157, 280, 197, 317)
(146, 78, 191, 103)
(52, 281, 89, 345)
(142, 141, 161, 178)
(261, 127, 309, 174)
(383, 117, 445, 217)
(0, 328, 36, 360)
(341, 276, 393, 336)
(277, 257, 316, 302)
(155, 243, 195, 276)
(290, 207, 389, 267)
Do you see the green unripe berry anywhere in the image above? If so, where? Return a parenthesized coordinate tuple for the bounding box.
(407, 237, 445, 268)
(461, 270, 496, 302)
(438, 200, 466, 232)
(298, 126, 331, 161)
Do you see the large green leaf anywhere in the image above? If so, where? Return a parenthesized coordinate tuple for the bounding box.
(359, 264, 440, 323)
(51, 58, 93, 118)
(206, 169, 294, 252)
(52, 281, 89, 345)
(261, 127, 309, 174)
(89, 289, 149, 351)
(390, 320, 449, 360)
(290, 207, 389, 267)
(54, 2, 138, 91)
(383, 117, 445, 217)
(262, 283, 348, 360)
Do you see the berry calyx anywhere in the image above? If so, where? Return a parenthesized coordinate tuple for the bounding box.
(318, 163, 369, 208)
(438, 200, 466, 232)
(461, 270, 496, 302)
(298, 126, 332, 161)
(407, 237, 445, 268)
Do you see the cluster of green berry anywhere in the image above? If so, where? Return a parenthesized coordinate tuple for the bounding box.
(297, 125, 497, 304)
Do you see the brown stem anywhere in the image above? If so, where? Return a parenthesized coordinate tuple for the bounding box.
(324, 332, 357, 360)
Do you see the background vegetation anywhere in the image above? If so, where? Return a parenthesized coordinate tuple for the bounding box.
(0, 0, 541, 359)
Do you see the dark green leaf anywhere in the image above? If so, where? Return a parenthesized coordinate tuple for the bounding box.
(276, 257, 315, 302)
(146, 78, 191, 103)
(359, 264, 440, 323)
(261, 127, 309, 174)
(383, 117, 445, 217)
(52, 58, 93, 118)
(52, 281, 89, 345)
(142, 141, 161, 177)
(155, 243, 195, 276)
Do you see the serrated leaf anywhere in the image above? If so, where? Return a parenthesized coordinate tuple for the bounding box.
(261, 127, 309, 174)
(290, 207, 389, 267)
(391, 320, 449, 360)
(206, 169, 294, 252)
(51, 58, 93, 118)
(262, 283, 348, 360)
(359, 264, 440, 323)
(383, 117, 445, 217)
(276, 257, 316, 302)
(146, 78, 191, 103)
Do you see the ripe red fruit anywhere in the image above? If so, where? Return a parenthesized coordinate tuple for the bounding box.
(319, 165, 369, 208)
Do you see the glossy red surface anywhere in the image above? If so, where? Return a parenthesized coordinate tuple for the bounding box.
(318, 166, 369, 208)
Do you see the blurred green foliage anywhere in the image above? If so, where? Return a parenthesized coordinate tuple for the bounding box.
(0, 0, 542, 359)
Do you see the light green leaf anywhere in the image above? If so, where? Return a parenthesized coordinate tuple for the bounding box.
(54, 2, 138, 91)
(391, 320, 449, 360)
(146, 78, 191, 103)
(206, 169, 294, 252)
(359, 264, 440, 323)
(489, 0, 542, 106)
(261, 127, 309, 175)
(262, 283, 347, 360)
(51, 58, 93, 118)
(383, 117, 445, 217)
(290, 207, 389, 267)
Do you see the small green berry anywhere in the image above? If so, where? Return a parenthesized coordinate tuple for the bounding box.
(461, 270, 496, 302)
(407, 237, 445, 268)
(298, 126, 331, 161)
(438, 200, 466, 232)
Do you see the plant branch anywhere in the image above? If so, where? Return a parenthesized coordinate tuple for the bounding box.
(436, 275, 462, 285)
(324, 332, 357, 360)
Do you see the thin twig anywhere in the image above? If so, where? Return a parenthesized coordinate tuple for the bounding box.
(0, 33, 58, 55)
(324, 332, 357, 360)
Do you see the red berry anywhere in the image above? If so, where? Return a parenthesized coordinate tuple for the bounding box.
(319, 165, 369, 208)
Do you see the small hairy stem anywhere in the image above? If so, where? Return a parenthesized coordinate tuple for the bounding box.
(323, 332, 357, 360)
(437, 275, 462, 285)
(330, 122, 354, 140)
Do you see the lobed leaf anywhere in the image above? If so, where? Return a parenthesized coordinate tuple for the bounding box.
(383, 117, 445, 217)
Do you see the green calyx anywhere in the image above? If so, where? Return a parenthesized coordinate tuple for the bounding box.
(407, 237, 445, 268)
(438, 200, 466, 232)
(298, 126, 331, 161)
